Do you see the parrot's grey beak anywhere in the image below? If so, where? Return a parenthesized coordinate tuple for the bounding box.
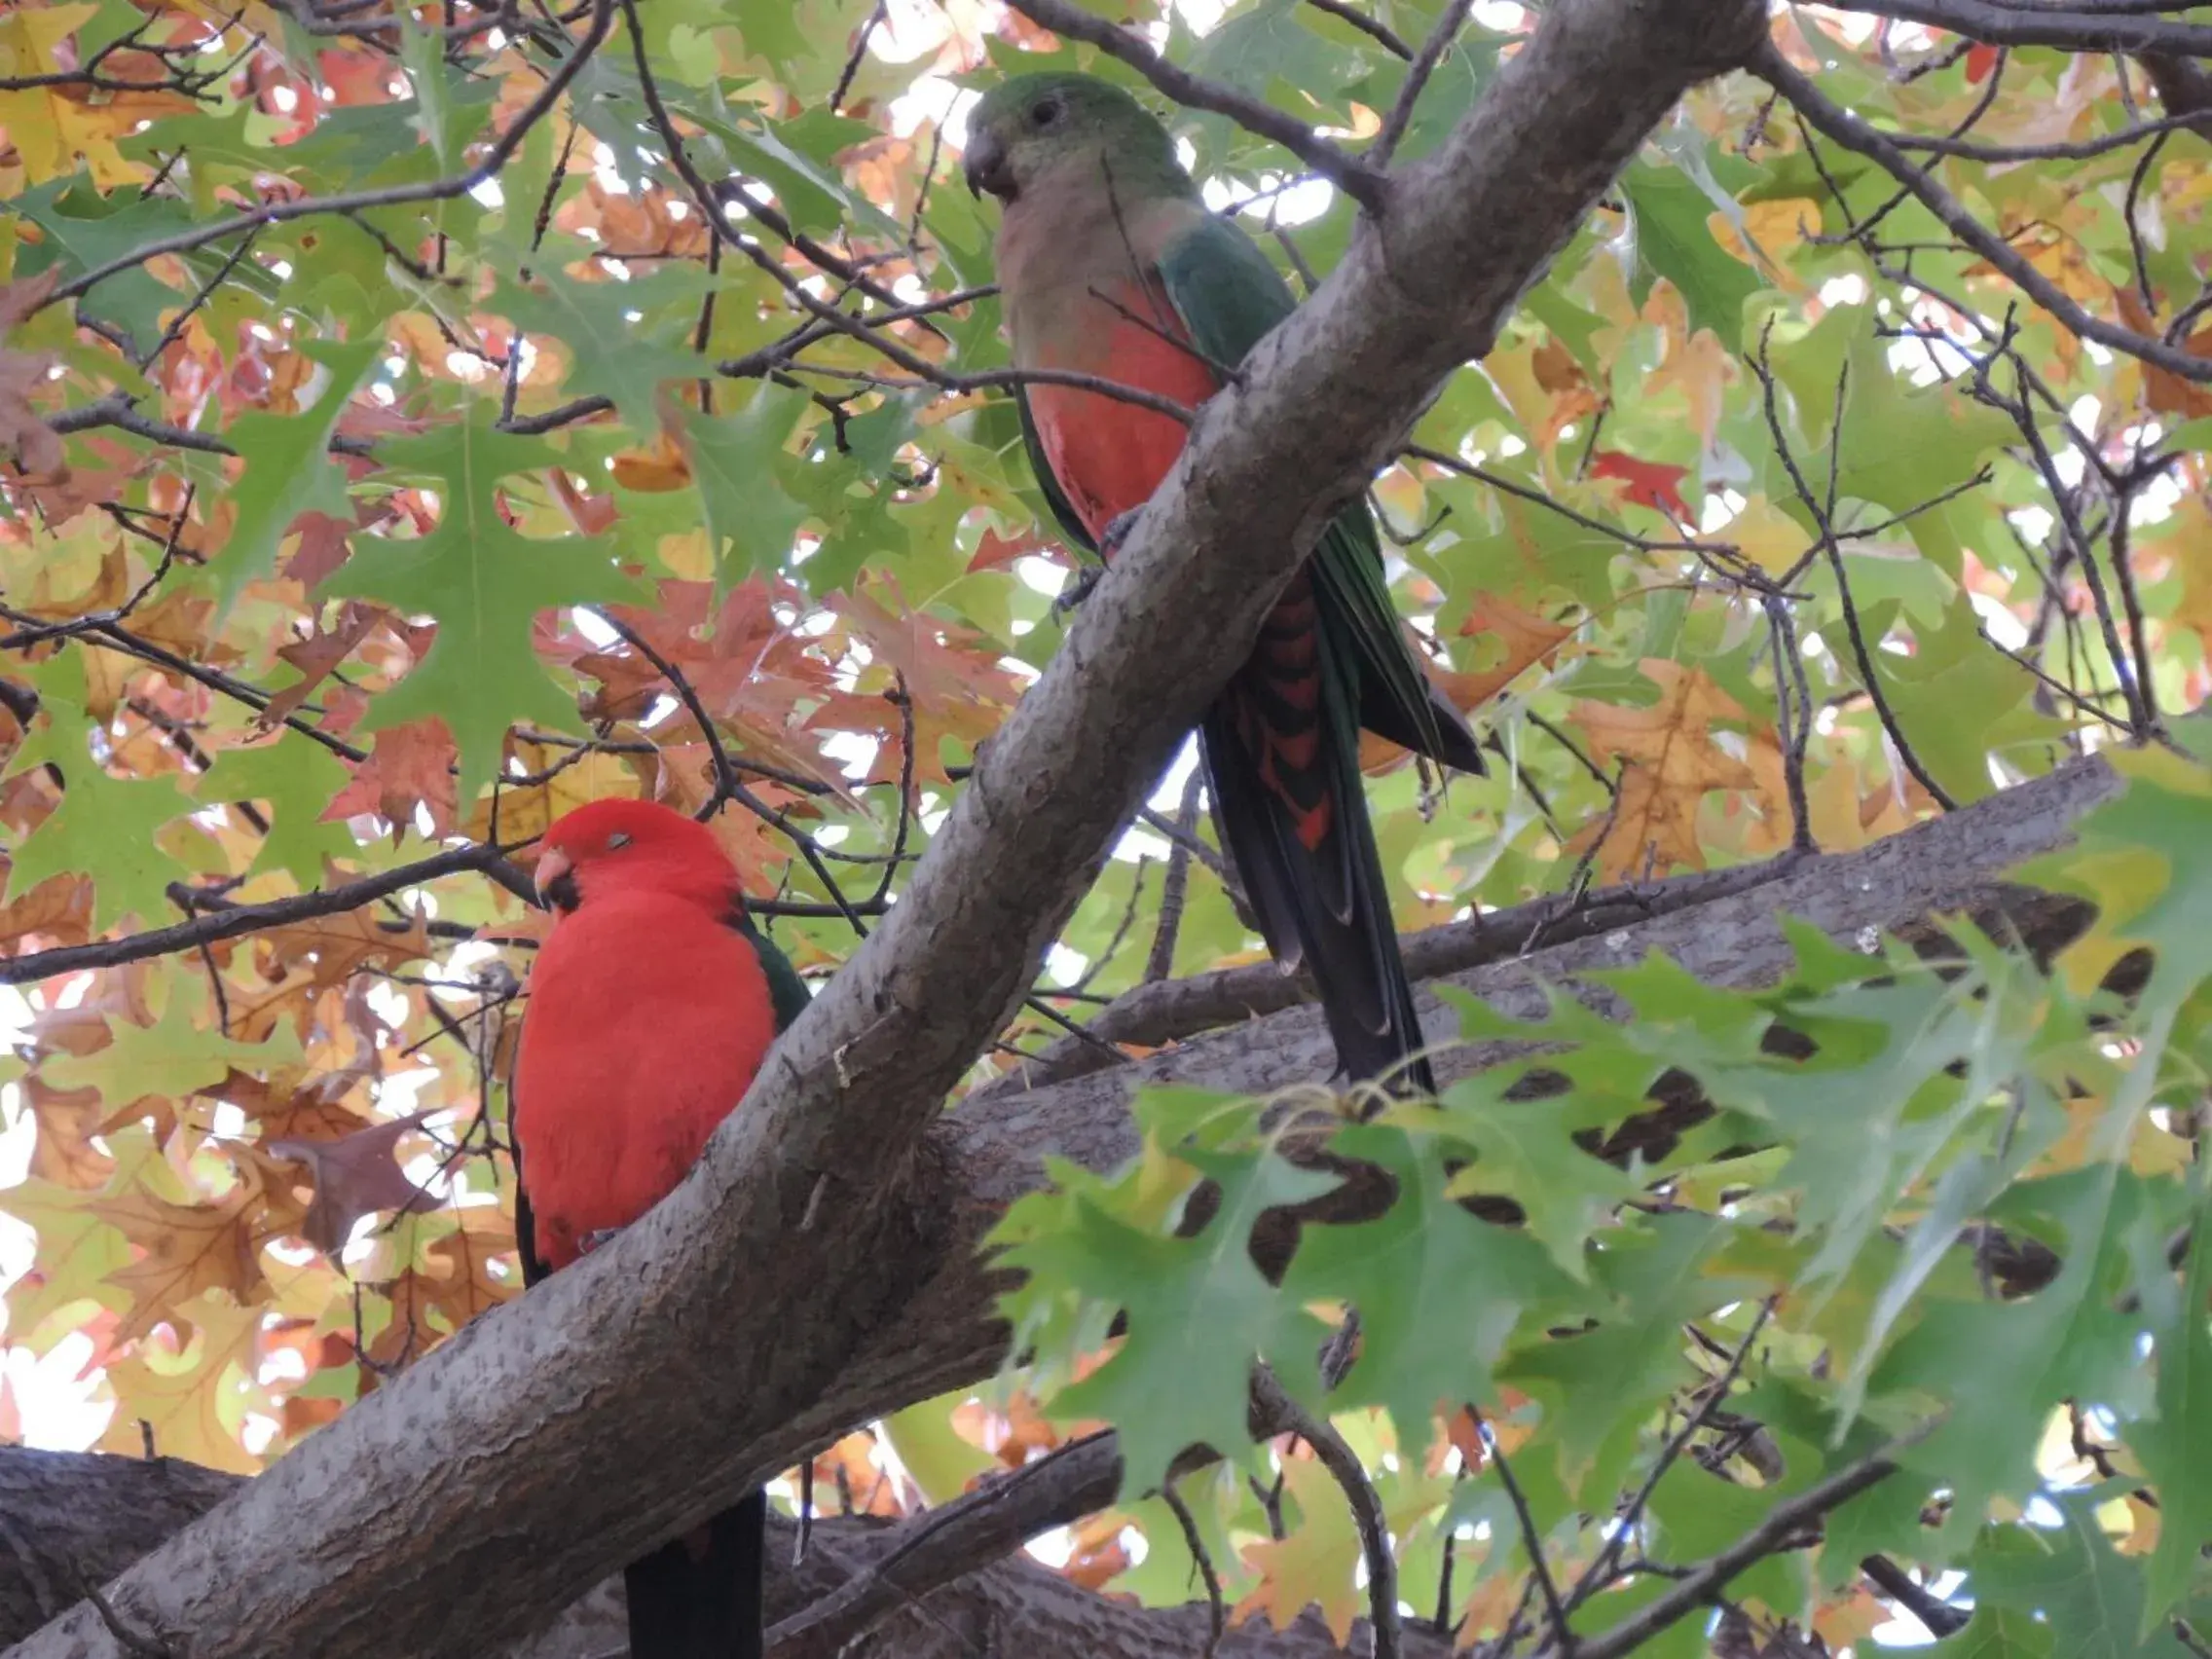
(964, 129, 1014, 202)
(534, 847, 578, 913)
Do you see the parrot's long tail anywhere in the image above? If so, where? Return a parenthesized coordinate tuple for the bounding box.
(624, 1489, 767, 1659)
(1201, 573, 1440, 1097)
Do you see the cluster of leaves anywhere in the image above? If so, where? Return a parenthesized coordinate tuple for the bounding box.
(0, 0, 2206, 1647)
(998, 745, 2212, 1654)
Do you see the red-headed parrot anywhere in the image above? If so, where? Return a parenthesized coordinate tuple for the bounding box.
(965, 71, 1483, 1092)
(513, 797, 808, 1659)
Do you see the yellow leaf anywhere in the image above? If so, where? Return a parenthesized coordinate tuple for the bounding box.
(1567, 660, 1756, 880)
(96, 1290, 269, 1474)
(461, 739, 645, 843)
(1722, 493, 1809, 574)
(1708, 198, 1821, 279)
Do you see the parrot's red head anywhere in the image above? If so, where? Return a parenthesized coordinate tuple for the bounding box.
(532, 798, 741, 918)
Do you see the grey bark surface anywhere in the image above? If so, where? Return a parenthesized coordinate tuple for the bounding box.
(0, 1448, 1445, 1659)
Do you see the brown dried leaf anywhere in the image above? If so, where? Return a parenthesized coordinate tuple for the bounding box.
(319, 717, 459, 837)
(91, 1168, 270, 1343)
(269, 1108, 437, 1256)
(1567, 660, 1756, 881)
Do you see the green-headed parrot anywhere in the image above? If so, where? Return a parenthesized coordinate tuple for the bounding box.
(964, 71, 1484, 1092)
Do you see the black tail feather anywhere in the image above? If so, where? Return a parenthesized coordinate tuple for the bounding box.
(1202, 703, 1435, 1098)
(624, 1489, 767, 1659)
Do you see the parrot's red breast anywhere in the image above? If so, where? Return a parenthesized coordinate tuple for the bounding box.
(513, 798, 778, 1272)
(1023, 275, 1222, 541)
(1024, 277, 1337, 853)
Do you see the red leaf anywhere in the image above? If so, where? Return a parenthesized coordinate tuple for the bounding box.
(319, 718, 459, 836)
(1589, 450, 1693, 524)
(1965, 42, 2000, 83)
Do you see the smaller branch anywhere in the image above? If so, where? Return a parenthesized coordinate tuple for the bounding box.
(1160, 1480, 1226, 1659)
(1253, 1368, 1400, 1659)
(38, 0, 614, 311)
(1567, 1300, 1774, 1613)
(0, 842, 524, 986)
(1145, 772, 1203, 983)
(1554, 1434, 1923, 1659)
(1746, 323, 1956, 811)
(1834, 0, 2212, 55)
(1306, 0, 1410, 55)
(1373, 0, 1475, 166)
(1859, 1555, 1969, 1640)
(1473, 1406, 1567, 1653)
(1758, 45, 2212, 385)
(830, 0, 887, 113)
(1889, 108, 2210, 163)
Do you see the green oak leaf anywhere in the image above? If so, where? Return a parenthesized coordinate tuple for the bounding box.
(1433, 1071, 1641, 1279)
(1873, 1165, 2157, 1543)
(214, 337, 382, 609)
(203, 736, 358, 889)
(498, 264, 712, 434)
(45, 977, 303, 1107)
(2135, 1193, 2212, 1626)
(1280, 1122, 1584, 1443)
(5, 653, 197, 933)
(1620, 159, 1764, 353)
(322, 420, 638, 798)
(682, 388, 812, 585)
(1965, 1493, 2193, 1659)
(999, 1141, 1339, 1495)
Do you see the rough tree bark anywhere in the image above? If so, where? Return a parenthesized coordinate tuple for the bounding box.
(0, 1447, 1445, 1658)
(0, 4, 1907, 1655)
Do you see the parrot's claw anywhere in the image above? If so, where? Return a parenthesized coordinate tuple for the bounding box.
(1052, 563, 1105, 621)
(578, 1226, 625, 1256)
(1098, 506, 1144, 558)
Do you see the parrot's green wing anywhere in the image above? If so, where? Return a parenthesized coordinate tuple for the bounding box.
(1154, 213, 1481, 774)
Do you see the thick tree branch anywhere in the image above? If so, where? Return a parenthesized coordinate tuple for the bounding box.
(0, 8, 1803, 1656)
(0, 1448, 1443, 1659)
(1835, 0, 2212, 55)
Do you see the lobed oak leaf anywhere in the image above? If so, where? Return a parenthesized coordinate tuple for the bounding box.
(256, 904, 434, 996)
(261, 603, 380, 728)
(1588, 449, 1693, 524)
(95, 1291, 268, 1475)
(0, 870, 92, 951)
(1566, 660, 1756, 881)
(91, 1166, 270, 1343)
(269, 1107, 438, 1256)
(461, 737, 645, 844)
(2120, 287, 2212, 419)
(319, 717, 460, 838)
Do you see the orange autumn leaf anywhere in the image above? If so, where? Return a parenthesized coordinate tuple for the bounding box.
(1567, 660, 1757, 880)
(1588, 449, 1693, 523)
(320, 718, 460, 837)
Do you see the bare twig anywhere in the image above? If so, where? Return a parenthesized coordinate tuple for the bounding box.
(1758, 44, 2212, 384)
(1373, 0, 1477, 165)
(998, 0, 1387, 211)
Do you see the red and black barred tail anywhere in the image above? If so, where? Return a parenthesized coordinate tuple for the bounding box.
(1202, 574, 1436, 1097)
(624, 1489, 768, 1659)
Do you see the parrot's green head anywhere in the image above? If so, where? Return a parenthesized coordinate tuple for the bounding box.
(963, 72, 1191, 205)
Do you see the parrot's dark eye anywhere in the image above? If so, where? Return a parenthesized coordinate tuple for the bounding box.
(607, 830, 632, 850)
(1028, 97, 1060, 129)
